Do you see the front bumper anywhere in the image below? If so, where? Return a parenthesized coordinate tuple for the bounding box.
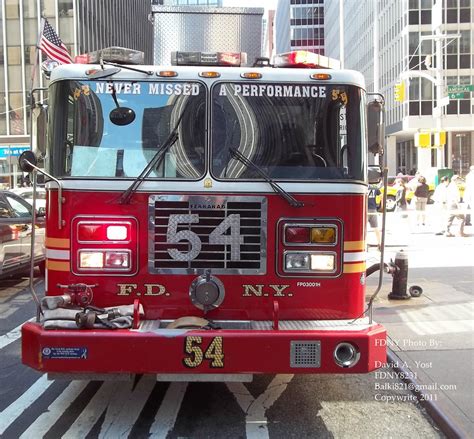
(22, 319, 386, 374)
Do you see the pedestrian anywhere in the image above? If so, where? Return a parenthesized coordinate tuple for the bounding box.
(464, 165, 474, 226)
(367, 183, 381, 249)
(414, 175, 430, 225)
(433, 176, 449, 235)
(395, 178, 408, 218)
(445, 175, 466, 237)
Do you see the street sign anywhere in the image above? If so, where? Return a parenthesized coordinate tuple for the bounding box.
(0, 145, 30, 158)
(448, 92, 464, 99)
(447, 85, 474, 93)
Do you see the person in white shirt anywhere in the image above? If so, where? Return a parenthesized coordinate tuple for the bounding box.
(433, 176, 449, 235)
(445, 175, 466, 237)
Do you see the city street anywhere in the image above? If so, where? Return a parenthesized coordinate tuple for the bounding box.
(1, 208, 471, 438)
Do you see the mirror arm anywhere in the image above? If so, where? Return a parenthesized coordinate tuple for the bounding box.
(23, 160, 64, 230)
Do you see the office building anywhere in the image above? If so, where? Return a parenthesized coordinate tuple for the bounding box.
(325, 0, 473, 177)
(275, 0, 325, 55)
(0, 0, 152, 188)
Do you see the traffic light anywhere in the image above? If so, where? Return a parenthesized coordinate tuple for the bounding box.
(434, 131, 446, 146)
(394, 82, 405, 102)
(415, 132, 431, 148)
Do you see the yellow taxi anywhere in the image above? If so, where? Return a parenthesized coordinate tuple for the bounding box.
(377, 176, 435, 212)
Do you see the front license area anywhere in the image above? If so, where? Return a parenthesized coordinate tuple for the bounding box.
(149, 195, 267, 274)
(183, 336, 224, 368)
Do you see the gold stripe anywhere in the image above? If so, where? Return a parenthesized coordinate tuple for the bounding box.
(343, 262, 366, 273)
(344, 241, 365, 251)
(45, 237, 70, 249)
(46, 260, 70, 271)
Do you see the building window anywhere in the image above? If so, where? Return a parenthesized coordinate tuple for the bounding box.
(409, 102, 420, 115)
(421, 101, 432, 115)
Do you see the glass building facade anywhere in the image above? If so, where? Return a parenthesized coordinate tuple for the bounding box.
(275, 0, 325, 55)
(0, 0, 152, 188)
(325, 0, 473, 177)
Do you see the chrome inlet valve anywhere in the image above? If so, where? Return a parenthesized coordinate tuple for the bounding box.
(189, 270, 225, 313)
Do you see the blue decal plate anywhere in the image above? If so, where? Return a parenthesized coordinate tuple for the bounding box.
(42, 347, 88, 359)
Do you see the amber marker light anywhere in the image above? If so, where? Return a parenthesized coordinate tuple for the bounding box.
(311, 73, 332, 80)
(241, 72, 262, 79)
(158, 70, 178, 77)
(199, 71, 221, 78)
(311, 227, 336, 244)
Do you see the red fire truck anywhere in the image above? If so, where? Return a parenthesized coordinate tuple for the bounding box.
(20, 49, 387, 380)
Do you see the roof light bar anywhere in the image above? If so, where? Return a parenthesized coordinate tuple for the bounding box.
(274, 51, 341, 69)
(78, 46, 144, 65)
(171, 51, 247, 67)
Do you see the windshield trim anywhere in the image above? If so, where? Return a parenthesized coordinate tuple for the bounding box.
(209, 81, 366, 184)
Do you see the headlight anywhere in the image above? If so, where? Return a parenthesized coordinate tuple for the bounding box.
(310, 254, 335, 271)
(79, 251, 104, 268)
(284, 252, 336, 273)
(285, 253, 310, 270)
(78, 250, 130, 271)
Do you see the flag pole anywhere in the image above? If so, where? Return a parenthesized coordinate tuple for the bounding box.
(30, 17, 45, 93)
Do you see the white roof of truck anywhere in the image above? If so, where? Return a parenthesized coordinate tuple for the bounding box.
(50, 64, 366, 90)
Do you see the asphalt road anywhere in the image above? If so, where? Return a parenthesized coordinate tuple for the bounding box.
(0, 274, 444, 439)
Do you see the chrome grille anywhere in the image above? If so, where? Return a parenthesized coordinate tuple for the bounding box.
(149, 195, 267, 274)
(290, 341, 321, 368)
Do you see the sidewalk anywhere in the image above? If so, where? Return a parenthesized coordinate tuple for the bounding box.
(367, 209, 473, 437)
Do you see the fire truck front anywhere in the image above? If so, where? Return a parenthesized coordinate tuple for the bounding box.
(22, 50, 386, 379)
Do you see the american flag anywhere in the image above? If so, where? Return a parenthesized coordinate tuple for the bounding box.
(39, 19, 72, 64)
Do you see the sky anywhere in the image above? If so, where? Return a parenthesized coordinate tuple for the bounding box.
(222, 0, 278, 11)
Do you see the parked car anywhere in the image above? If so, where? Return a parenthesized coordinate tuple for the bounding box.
(377, 175, 435, 212)
(0, 190, 45, 278)
(11, 186, 47, 211)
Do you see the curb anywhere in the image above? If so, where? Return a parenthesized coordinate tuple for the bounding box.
(387, 349, 465, 439)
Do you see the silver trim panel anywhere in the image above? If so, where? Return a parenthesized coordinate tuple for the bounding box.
(149, 195, 267, 275)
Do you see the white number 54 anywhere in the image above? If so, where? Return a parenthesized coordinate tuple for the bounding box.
(166, 214, 243, 262)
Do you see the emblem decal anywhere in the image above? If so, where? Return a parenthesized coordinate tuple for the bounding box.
(117, 283, 169, 296)
(242, 284, 293, 297)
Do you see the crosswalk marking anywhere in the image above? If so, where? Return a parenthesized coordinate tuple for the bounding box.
(0, 375, 54, 435)
(19, 380, 89, 439)
(98, 375, 157, 439)
(0, 318, 34, 350)
(227, 374, 294, 439)
(149, 382, 188, 438)
(62, 381, 117, 438)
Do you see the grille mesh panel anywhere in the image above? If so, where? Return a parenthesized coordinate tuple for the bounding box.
(149, 196, 266, 274)
(290, 341, 321, 368)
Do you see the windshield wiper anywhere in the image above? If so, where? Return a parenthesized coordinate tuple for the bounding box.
(102, 60, 153, 76)
(119, 101, 189, 204)
(229, 148, 304, 208)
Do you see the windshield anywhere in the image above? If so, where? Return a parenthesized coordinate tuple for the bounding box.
(48, 80, 206, 179)
(211, 82, 366, 181)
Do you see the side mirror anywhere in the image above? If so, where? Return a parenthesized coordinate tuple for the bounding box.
(18, 151, 38, 173)
(31, 105, 48, 154)
(367, 100, 385, 155)
(37, 207, 46, 217)
(368, 165, 383, 184)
